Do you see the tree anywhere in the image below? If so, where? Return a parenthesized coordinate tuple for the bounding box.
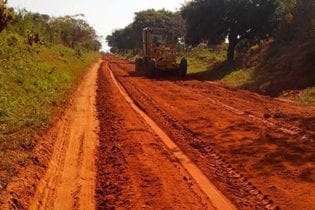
(292, 0, 313, 40)
(182, 0, 281, 63)
(167, 12, 187, 41)
(276, 0, 314, 42)
(5, 10, 101, 51)
(275, 0, 296, 42)
(0, 0, 12, 32)
(48, 15, 101, 50)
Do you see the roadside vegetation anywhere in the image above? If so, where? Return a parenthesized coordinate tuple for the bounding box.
(0, 1, 100, 189)
(107, 0, 315, 104)
(300, 87, 315, 104)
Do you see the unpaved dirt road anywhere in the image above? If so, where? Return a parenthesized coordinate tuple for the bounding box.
(26, 57, 227, 210)
(30, 61, 101, 210)
(103, 55, 315, 210)
(96, 61, 221, 209)
(1, 55, 314, 209)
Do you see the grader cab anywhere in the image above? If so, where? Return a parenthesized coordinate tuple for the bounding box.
(135, 27, 187, 78)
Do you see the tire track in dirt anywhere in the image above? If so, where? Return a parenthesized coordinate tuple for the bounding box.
(29, 61, 101, 210)
(107, 57, 282, 209)
(114, 60, 314, 143)
(96, 60, 216, 209)
(174, 81, 314, 142)
(106, 61, 236, 210)
(108, 56, 315, 210)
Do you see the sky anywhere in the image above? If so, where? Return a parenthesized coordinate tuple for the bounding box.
(8, 0, 187, 51)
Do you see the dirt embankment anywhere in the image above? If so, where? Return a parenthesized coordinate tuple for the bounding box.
(107, 55, 315, 210)
(242, 40, 315, 96)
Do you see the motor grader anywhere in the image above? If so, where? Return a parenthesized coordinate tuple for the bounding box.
(135, 27, 187, 78)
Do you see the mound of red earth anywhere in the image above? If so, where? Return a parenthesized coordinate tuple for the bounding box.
(242, 40, 315, 96)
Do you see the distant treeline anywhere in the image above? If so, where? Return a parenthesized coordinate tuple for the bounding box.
(0, 0, 101, 51)
(107, 0, 314, 63)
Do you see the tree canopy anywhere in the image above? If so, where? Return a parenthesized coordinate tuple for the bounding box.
(105, 0, 313, 61)
(0, 0, 12, 32)
(276, 0, 314, 42)
(1, 8, 101, 51)
(182, 0, 281, 63)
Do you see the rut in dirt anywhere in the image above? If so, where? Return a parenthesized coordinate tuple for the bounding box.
(106, 55, 315, 210)
(95, 60, 219, 209)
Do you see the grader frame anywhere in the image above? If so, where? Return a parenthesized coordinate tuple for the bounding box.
(135, 27, 187, 78)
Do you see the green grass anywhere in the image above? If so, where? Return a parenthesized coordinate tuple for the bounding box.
(182, 47, 258, 88)
(184, 47, 226, 74)
(0, 31, 99, 189)
(300, 87, 315, 104)
(114, 51, 138, 62)
(185, 47, 250, 88)
(221, 68, 255, 88)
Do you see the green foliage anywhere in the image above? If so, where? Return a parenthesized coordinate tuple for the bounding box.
(276, 0, 314, 42)
(182, 46, 226, 73)
(221, 68, 255, 87)
(0, 0, 12, 32)
(0, 30, 99, 188)
(181, 0, 281, 62)
(113, 50, 139, 62)
(0, 2, 102, 192)
(300, 87, 315, 104)
(5, 10, 101, 51)
(106, 9, 186, 52)
(50, 15, 101, 50)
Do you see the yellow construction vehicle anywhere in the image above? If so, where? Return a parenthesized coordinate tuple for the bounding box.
(135, 27, 187, 78)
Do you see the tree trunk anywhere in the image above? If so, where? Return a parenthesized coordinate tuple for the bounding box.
(227, 42, 236, 64)
(227, 32, 238, 64)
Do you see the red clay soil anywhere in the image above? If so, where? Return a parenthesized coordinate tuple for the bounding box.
(96, 61, 215, 209)
(106, 55, 315, 210)
(1, 55, 314, 210)
(29, 61, 101, 210)
(0, 58, 219, 209)
(0, 61, 101, 209)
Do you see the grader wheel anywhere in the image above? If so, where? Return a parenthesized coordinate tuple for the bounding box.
(179, 58, 187, 77)
(148, 59, 157, 78)
(135, 58, 144, 73)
